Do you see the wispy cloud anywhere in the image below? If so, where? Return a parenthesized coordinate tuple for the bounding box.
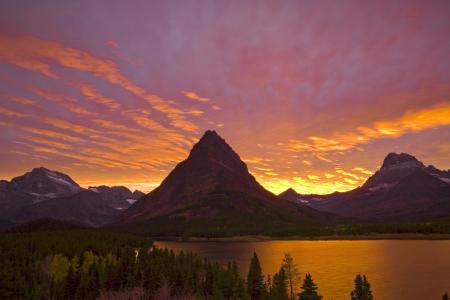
(0, 35, 198, 132)
(1, 93, 37, 106)
(0, 106, 26, 117)
(287, 102, 450, 154)
(352, 167, 374, 175)
(32, 88, 96, 117)
(181, 91, 209, 102)
(78, 83, 120, 110)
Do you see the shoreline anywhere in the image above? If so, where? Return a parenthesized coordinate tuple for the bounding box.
(153, 233, 450, 242)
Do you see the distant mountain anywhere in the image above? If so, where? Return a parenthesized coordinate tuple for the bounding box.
(117, 130, 339, 235)
(11, 167, 82, 195)
(280, 153, 450, 221)
(88, 185, 144, 210)
(278, 188, 300, 203)
(0, 167, 144, 227)
(12, 190, 121, 227)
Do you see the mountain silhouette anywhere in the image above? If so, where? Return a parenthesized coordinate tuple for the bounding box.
(280, 153, 450, 221)
(118, 130, 338, 235)
(0, 168, 144, 227)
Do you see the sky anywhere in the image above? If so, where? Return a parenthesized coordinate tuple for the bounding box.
(0, 0, 449, 195)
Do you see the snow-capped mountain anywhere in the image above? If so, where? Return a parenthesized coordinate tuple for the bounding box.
(0, 167, 144, 227)
(280, 153, 450, 221)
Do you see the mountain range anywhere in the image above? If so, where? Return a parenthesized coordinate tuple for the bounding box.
(1, 130, 449, 234)
(0, 167, 144, 227)
(279, 153, 450, 221)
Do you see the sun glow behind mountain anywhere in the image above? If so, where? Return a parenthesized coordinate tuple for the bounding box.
(0, 1, 449, 195)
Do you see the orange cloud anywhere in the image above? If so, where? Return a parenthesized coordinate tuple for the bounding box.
(0, 106, 26, 117)
(0, 35, 197, 132)
(302, 160, 312, 166)
(181, 90, 209, 102)
(22, 136, 72, 150)
(287, 102, 450, 154)
(335, 168, 362, 180)
(0, 37, 59, 79)
(1, 93, 37, 106)
(352, 167, 374, 175)
(188, 109, 204, 116)
(0, 120, 83, 143)
(44, 117, 99, 135)
(78, 83, 120, 110)
(32, 88, 96, 117)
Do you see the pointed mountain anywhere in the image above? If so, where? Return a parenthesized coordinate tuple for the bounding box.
(307, 153, 450, 221)
(279, 188, 300, 203)
(117, 130, 339, 235)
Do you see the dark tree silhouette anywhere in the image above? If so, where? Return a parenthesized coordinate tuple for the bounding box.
(298, 273, 322, 300)
(247, 252, 265, 300)
(351, 274, 374, 300)
(270, 266, 289, 300)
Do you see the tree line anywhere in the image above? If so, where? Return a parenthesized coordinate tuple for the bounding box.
(0, 230, 447, 299)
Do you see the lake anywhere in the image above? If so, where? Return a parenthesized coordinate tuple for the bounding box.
(155, 240, 450, 300)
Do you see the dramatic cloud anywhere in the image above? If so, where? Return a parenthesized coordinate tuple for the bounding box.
(287, 103, 450, 155)
(0, 35, 197, 132)
(0, 0, 449, 193)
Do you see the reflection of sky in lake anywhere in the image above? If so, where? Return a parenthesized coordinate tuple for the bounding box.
(155, 240, 450, 300)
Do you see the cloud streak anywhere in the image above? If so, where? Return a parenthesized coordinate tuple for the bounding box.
(287, 102, 450, 155)
(0, 35, 197, 132)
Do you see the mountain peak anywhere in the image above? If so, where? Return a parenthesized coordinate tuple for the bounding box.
(31, 166, 51, 173)
(202, 129, 220, 139)
(192, 130, 227, 151)
(381, 152, 423, 169)
(280, 187, 298, 195)
(187, 130, 247, 172)
(120, 130, 276, 221)
(10, 167, 81, 196)
(279, 187, 300, 202)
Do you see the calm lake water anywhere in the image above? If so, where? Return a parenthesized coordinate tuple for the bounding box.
(155, 240, 450, 300)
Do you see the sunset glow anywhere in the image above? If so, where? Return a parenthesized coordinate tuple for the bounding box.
(0, 1, 449, 194)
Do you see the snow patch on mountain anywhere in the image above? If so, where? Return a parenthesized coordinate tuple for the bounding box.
(126, 199, 137, 205)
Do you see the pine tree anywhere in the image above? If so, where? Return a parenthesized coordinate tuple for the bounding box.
(247, 252, 264, 300)
(297, 274, 322, 300)
(442, 293, 449, 300)
(350, 274, 373, 300)
(232, 278, 248, 300)
(282, 254, 300, 300)
(270, 267, 289, 300)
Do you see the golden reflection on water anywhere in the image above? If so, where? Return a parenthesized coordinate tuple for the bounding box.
(154, 240, 450, 300)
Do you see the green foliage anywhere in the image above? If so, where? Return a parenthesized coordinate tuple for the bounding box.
(247, 252, 265, 300)
(0, 229, 380, 299)
(298, 273, 322, 300)
(270, 266, 289, 300)
(350, 274, 373, 300)
(50, 254, 71, 283)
